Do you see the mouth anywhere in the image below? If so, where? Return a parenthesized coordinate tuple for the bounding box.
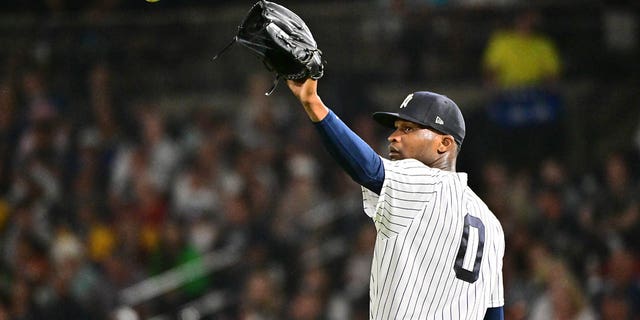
(389, 146, 401, 159)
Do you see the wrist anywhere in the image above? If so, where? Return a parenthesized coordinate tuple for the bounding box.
(301, 94, 321, 108)
(301, 94, 328, 122)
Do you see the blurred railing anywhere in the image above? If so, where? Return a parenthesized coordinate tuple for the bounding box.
(118, 247, 240, 307)
(148, 290, 229, 320)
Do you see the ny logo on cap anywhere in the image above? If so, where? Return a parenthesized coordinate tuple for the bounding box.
(400, 94, 414, 109)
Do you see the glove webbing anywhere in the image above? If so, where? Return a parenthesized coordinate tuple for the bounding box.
(213, 34, 282, 96)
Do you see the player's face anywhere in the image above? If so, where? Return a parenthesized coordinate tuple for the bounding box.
(388, 120, 442, 164)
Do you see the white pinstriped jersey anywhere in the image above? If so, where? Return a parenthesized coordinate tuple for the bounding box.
(361, 158, 504, 320)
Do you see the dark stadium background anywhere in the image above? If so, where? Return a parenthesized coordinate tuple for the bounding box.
(0, 1, 638, 319)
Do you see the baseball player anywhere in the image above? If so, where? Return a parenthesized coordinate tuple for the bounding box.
(286, 78, 505, 320)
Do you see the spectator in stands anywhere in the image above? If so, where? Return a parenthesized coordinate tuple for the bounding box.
(171, 156, 220, 222)
(84, 63, 124, 173)
(594, 247, 640, 317)
(529, 258, 596, 320)
(137, 106, 182, 195)
(272, 151, 327, 247)
(0, 81, 18, 194)
(0, 296, 8, 320)
(236, 73, 291, 150)
(239, 268, 284, 319)
(597, 288, 633, 320)
(594, 152, 640, 251)
(288, 290, 324, 320)
(49, 229, 110, 316)
(481, 7, 563, 168)
(340, 224, 376, 319)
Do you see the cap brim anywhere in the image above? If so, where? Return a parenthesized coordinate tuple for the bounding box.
(373, 112, 427, 129)
(372, 112, 399, 128)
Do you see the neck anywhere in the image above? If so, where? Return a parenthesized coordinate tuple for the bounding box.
(430, 155, 457, 172)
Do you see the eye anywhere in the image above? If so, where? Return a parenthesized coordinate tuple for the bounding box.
(402, 127, 413, 133)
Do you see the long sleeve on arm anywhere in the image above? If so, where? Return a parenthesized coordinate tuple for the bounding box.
(484, 307, 504, 320)
(313, 110, 384, 194)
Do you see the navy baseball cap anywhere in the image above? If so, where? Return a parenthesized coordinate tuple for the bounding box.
(373, 91, 466, 146)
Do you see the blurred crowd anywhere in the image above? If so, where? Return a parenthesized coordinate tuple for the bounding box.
(0, 60, 379, 318)
(1, 62, 639, 320)
(1, 1, 639, 320)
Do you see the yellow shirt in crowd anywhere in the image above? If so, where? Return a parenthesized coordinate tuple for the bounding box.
(483, 30, 561, 89)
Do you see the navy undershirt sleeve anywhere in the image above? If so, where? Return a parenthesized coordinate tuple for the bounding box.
(484, 307, 504, 320)
(313, 110, 384, 194)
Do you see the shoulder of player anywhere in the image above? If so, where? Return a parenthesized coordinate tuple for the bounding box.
(383, 158, 470, 184)
(464, 188, 503, 228)
(383, 158, 440, 174)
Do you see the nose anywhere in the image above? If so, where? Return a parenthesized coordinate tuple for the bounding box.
(387, 129, 401, 142)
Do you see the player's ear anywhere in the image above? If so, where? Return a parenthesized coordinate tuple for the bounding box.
(437, 135, 455, 154)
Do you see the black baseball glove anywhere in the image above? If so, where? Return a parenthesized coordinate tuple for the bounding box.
(214, 0, 324, 95)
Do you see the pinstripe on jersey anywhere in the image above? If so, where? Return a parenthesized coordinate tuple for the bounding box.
(361, 157, 504, 320)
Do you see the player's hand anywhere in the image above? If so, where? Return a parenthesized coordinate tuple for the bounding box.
(286, 78, 318, 105)
(286, 78, 327, 122)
